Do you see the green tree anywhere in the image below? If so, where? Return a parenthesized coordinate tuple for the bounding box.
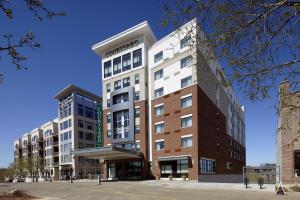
(0, 0, 64, 82)
(161, 0, 300, 100)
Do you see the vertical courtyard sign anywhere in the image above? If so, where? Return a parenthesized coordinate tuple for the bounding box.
(96, 104, 103, 147)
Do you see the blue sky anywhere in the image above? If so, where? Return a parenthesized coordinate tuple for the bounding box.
(0, 0, 278, 167)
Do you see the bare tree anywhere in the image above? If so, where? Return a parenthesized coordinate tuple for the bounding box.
(0, 0, 65, 82)
(161, 0, 300, 100)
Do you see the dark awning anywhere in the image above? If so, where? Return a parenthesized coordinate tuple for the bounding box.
(158, 155, 191, 161)
(71, 146, 142, 161)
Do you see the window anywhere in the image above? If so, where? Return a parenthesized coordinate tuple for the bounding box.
(85, 133, 94, 141)
(181, 135, 192, 147)
(181, 95, 192, 108)
(181, 76, 192, 88)
(133, 48, 142, 68)
(106, 83, 110, 93)
(78, 131, 84, 139)
(107, 130, 111, 138)
(135, 142, 141, 151)
(154, 51, 163, 63)
(60, 119, 71, 130)
(181, 56, 192, 68)
(180, 35, 191, 49)
(155, 105, 164, 116)
(114, 80, 121, 90)
(122, 53, 131, 71)
(181, 115, 192, 128)
(200, 158, 216, 174)
(155, 140, 164, 151)
(123, 77, 130, 88)
(113, 110, 130, 139)
(155, 123, 164, 133)
(113, 57, 122, 74)
(85, 106, 94, 119)
(78, 119, 84, 128)
(77, 104, 83, 116)
(135, 74, 140, 84)
(154, 87, 164, 98)
(107, 99, 111, 108)
(135, 107, 140, 118)
(86, 122, 94, 130)
(104, 61, 112, 78)
(154, 69, 163, 80)
(135, 125, 140, 134)
(113, 93, 129, 105)
(107, 113, 111, 123)
(135, 91, 140, 101)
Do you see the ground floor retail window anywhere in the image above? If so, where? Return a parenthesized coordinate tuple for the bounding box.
(294, 151, 300, 177)
(200, 158, 216, 174)
(160, 160, 188, 178)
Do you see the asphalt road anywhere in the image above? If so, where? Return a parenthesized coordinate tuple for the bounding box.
(0, 181, 299, 200)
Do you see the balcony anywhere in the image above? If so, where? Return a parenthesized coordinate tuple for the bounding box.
(53, 151, 59, 157)
(53, 141, 59, 146)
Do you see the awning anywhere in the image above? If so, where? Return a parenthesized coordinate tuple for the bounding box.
(158, 155, 191, 161)
(71, 146, 142, 161)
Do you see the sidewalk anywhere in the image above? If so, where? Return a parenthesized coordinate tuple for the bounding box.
(141, 180, 276, 192)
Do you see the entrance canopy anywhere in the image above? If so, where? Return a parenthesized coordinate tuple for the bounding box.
(72, 146, 142, 161)
(158, 155, 191, 161)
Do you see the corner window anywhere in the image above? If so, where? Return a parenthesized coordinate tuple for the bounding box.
(181, 115, 192, 128)
(155, 140, 164, 151)
(181, 76, 192, 88)
(155, 123, 164, 133)
(122, 53, 131, 71)
(133, 48, 142, 68)
(181, 56, 193, 68)
(155, 105, 164, 116)
(154, 51, 163, 63)
(200, 159, 216, 174)
(113, 93, 129, 105)
(104, 61, 112, 78)
(154, 69, 163, 80)
(181, 135, 192, 147)
(154, 87, 164, 98)
(114, 80, 121, 90)
(135, 74, 140, 84)
(181, 95, 192, 108)
(123, 77, 130, 88)
(180, 35, 191, 49)
(113, 57, 122, 75)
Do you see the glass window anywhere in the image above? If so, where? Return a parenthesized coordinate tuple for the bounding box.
(181, 76, 192, 88)
(106, 83, 110, 93)
(134, 91, 140, 101)
(79, 131, 84, 139)
(155, 141, 164, 151)
(181, 95, 192, 108)
(135, 108, 140, 118)
(155, 105, 164, 116)
(114, 80, 121, 90)
(122, 53, 131, 71)
(154, 69, 163, 80)
(104, 61, 112, 78)
(155, 123, 164, 133)
(135, 125, 140, 134)
(85, 133, 94, 141)
(77, 103, 83, 116)
(107, 113, 111, 123)
(181, 136, 192, 147)
(155, 87, 164, 98)
(86, 122, 94, 130)
(135, 142, 141, 151)
(181, 56, 193, 68)
(123, 77, 130, 88)
(180, 35, 191, 49)
(135, 74, 140, 84)
(113, 93, 129, 105)
(107, 99, 111, 108)
(133, 48, 142, 68)
(107, 130, 111, 138)
(85, 106, 94, 119)
(113, 57, 122, 75)
(78, 119, 84, 128)
(200, 159, 216, 174)
(154, 51, 163, 63)
(181, 116, 192, 128)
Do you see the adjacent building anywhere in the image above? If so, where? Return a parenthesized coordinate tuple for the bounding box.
(74, 19, 245, 181)
(277, 80, 300, 184)
(54, 84, 102, 179)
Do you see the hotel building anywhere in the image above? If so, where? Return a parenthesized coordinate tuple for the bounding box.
(277, 81, 300, 184)
(54, 84, 102, 179)
(74, 19, 245, 181)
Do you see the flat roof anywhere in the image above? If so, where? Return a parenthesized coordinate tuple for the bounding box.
(92, 21, 157, 57)
(72, 146, 142, 161)
(54, 84, 102, 101)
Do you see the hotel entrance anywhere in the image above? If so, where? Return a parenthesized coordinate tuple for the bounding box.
(108, 161, 142, 180)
